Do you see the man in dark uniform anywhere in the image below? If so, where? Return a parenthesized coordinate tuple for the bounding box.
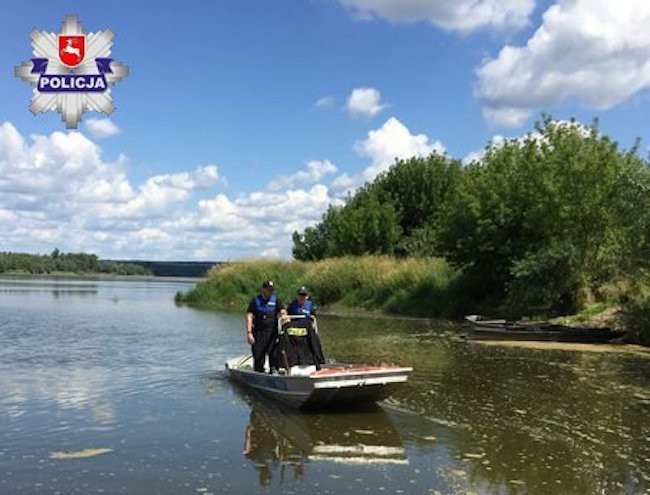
(245, 280, 289, 372)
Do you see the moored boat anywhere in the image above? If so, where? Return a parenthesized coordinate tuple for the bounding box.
(463, 315, 626, 343)
(225, 354, 413, 409)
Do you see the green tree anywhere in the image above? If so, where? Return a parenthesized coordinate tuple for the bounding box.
(292, 206, 337, 261)
(437, 117, 650, 314)
(370, 153, 461, 254)
(326, 190, 402, 256)
(292, 152, 459, 259)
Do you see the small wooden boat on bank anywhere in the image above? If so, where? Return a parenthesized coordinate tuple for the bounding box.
(463, 315, 626, 343)
(225, 355, 413, 409)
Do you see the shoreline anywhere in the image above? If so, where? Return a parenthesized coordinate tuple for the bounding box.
(0, 272, 205, 282)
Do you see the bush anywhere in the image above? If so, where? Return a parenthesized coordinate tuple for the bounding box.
(620, 292, 650, 345)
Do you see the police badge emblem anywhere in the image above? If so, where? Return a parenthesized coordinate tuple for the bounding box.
(15, 15, 129, 129)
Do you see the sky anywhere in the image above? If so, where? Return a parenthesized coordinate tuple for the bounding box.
(1, 0, 650, 261)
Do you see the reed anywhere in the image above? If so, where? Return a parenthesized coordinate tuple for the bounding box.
(176, 255, 462, 317)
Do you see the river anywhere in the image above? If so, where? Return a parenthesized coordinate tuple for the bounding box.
(0, 277, 649, 494)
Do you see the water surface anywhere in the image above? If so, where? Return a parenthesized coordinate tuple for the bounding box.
(1, 277, 649, 494)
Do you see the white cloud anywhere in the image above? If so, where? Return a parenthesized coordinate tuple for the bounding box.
(0, 117, 446, 260)
(476, 0, 650, 127)
(84, 118, 121, 138)
(326, 117, 446, 197)
(94, 164, 222, 221)
(0, 122, 342, 260)
(346, 87, 387, 117)
(0, 122, 231, 258)
(267, 160, 338, 191)
(355, 116, 445, 181)
(315, 96, 336, 108)
(171, 184, 336, 258)
(329, 173, 357, 197)
(338, 0, 535, 33)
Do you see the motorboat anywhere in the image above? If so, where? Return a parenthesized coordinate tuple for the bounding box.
(225, 354, 412, 409)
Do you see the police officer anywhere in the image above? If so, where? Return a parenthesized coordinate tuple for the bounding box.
(287, 286, 316, 317)
(245, 280, 289, 372)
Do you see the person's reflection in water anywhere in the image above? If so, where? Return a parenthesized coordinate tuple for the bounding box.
(243, 408, 277, 486)
(242, 405, 306, 487)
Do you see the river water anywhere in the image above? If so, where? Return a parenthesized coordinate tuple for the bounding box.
(1, 277, 649, 495)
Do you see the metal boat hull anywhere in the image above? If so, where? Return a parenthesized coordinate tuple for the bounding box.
(226, 355, 412, 409)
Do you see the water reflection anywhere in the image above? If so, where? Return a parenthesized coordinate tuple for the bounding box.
(320, 315, 650, 495)
(3, 278, 650, 494)
(0, 277, 99, 297)
(240, 393, 407, 488)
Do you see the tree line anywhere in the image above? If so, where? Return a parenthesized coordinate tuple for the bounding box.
(292, 117, 650, 318)
(0, 249, 151, 276)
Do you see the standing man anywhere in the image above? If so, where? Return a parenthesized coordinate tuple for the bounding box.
(246, 280, 289, 372)
(287, 286, 316, 317)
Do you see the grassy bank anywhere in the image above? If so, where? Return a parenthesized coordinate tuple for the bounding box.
(175, 256, 465, 317)
(176, 257, 650, 344)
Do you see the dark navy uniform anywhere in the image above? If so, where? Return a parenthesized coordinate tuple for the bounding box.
(246, 293, 285, 372)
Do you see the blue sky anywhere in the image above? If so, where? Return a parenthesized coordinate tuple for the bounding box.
(1, 0, 649, 260)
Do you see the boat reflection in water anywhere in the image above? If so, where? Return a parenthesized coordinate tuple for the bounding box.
(241, 394, 407, 487)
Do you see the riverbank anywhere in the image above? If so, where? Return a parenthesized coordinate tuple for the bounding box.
(175, 257, 649, 345)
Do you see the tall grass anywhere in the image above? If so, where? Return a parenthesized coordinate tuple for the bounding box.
(176, 256, 464, 317)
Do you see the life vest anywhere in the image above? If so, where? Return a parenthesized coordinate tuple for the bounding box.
(253, 294, 278, 332)
(288, 299, 314, 316)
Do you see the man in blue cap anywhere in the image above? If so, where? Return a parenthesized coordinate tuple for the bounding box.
(245, 280, 289, 372)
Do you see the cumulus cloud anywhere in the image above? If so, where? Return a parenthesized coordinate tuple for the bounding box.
(355, 116, 445, 181)
(476, 0, 650, 127)
(267, 160, 338, 191)
(0, 122, 342, 260)
(91, 165, 223, 221)
(0, 117, 446, 260)
(84, 118, 121, 138)
(327, 117, 445, 197)
(329, 172, 357, 197)
(169, 184, 335, 258)
(338, 0, 535, 33)
(346, 87, 387, 117)
(0, 122, 230, 258)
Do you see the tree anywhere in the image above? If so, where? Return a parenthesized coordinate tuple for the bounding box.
(371, 153, 461, 238)
(326, 190, 402, 256)
(292, 152, 459, 259)
(292, 208, 335, 261)
(436, 117, 650, 314)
